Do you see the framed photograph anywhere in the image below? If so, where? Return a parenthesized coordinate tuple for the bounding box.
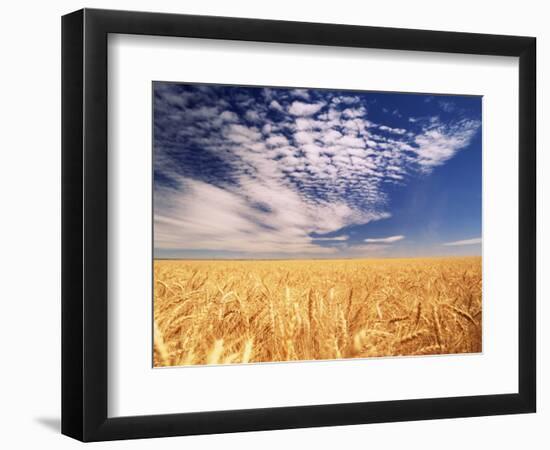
(62, 8, 536, 441)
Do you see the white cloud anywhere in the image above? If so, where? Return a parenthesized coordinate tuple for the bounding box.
(188, 106, 219, 120)
(379, 125, 406, 135)
(266, 135, 289, 147)
(288, 101, 325, 117)
(291, 89, 310, 100)
(392, 109, 402, 117)
(220, 110, 238, 122)
(332, 95, 360, 105)
(342, 107, 366, 118)
(269, 100, 284, 112)
(224, 124, 262, 144)
(295, 117, 324, 131)
(155, 177, 386, 256)
(294, 131, 316, 144)
(313, 235, 349, 241)
(321, 129, 343, 144)
(439, 100, 456, 112)
(364, 235, 405, 243)
(245, 110, 262, 122)
(443, 237, 482, 246)
(413, 118, 480, 171)
(339, 135, 366, 149)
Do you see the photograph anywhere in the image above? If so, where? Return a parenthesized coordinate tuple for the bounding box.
(152, 82, 482, 367)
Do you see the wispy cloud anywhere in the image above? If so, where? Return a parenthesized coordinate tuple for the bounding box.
(438, 100, 456, 113)
(364, 235, 405, 244)
(313, 235, 349, 241)
(443, 237, 482, 246)
(155, 178, 386, 255)
(378, 125, 406, 135)
(413, 118, 480, 171)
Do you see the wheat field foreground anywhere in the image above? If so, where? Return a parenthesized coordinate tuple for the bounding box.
(153, 257, 481, 367)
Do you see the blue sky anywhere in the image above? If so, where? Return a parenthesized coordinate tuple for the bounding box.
(153, 82, 481, 259)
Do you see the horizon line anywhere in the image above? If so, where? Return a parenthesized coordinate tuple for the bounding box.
(154, 254, 481, 262)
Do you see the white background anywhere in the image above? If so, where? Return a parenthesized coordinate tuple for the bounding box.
(0, 0, 546, 448)
(109, 35, 518, 417)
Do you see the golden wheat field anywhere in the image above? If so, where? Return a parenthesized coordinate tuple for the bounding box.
(153, 256, 482, 367)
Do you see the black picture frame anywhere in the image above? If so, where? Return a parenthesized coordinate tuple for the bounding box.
(61, 8, 536, 442)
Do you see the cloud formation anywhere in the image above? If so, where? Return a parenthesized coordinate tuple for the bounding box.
(154, 83, 481, 257)
(288, 101, 325, 116)
(313, 235, 349, 242)
(443, 237, 482, 246)
(364, 235, 405, 244)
